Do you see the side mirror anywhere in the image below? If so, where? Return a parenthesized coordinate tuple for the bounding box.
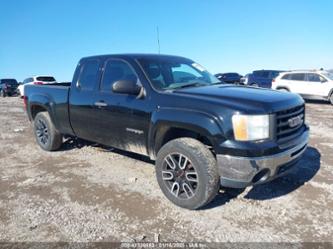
(112, 80, 142, 96)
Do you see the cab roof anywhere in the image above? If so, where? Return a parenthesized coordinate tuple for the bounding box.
(80, 53, 191, 61)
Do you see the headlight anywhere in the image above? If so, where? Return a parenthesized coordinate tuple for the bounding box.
(232, 114, 270, 141)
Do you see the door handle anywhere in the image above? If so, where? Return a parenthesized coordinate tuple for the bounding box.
(94, 101, 108, 107)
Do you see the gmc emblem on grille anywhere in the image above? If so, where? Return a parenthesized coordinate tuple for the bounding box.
(288, 115, 303, 128)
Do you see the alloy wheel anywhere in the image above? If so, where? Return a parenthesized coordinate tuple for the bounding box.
(161, 153, 198, 199)
(35, 119, 49, 145)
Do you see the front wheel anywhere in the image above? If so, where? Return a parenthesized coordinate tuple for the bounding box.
(330, 93, 333, 105)
(156, 138, 220, 210)
(33, 112, 63, 151)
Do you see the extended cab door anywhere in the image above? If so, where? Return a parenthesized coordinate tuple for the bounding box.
(69, 59, 102, 141)
(91, 58, 150, 155)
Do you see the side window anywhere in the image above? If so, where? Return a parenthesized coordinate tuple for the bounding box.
(307, 73, 321, 82)
(78, 60, 100, 90)
(261, 71, 270, 78)
(145, 63, 165, 89)
(101, 60, 138, 92)
(290, 73, 305, 81)
(253, 71, 263, 77)
(282, 74, 290, 80)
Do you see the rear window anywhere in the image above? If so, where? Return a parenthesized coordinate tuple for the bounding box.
(36, 77, 56, 82)
(78, 60, 100, 90)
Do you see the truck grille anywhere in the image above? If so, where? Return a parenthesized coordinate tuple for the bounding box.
(276, 104, 305, 143)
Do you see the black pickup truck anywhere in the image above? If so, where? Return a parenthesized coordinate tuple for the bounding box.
(25, 54, 309, 209)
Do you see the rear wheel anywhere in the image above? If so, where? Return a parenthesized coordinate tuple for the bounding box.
(33, 112, 62, 151)
(330, 93, 333, 105)
(156, 138, 220, 210)
(0, 90, 6, 97)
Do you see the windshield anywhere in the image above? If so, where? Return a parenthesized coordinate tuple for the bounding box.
(138, 57, 220, 90)
(322, 72, 333, 80)
(36, 76, 56, 82)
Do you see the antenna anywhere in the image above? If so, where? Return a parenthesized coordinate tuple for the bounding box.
(156, 26, 161, 54)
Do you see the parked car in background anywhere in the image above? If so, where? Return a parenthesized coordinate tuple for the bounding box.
(25, 53, 308, 210)
(272, 70, 333, 105)
(18, 76, 57, 97)
(0, 79, 19, 97)
(215, 73, 242, 84)
(243, 70, 284, 88)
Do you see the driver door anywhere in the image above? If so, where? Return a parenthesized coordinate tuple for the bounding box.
(92, 59, 150, 155)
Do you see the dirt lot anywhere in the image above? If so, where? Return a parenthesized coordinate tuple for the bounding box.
(0, 97, 332, 243)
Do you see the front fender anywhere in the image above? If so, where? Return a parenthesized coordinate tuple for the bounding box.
(148, 107, 225, 158)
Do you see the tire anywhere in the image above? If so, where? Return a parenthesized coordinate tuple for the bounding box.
(330, 93, 333, 105)
(33, 112, 62, 151)
(0, 90, 6, 97)
(156, 137, 220, 210)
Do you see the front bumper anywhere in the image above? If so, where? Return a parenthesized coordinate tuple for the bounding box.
(217, 129, 309, 188)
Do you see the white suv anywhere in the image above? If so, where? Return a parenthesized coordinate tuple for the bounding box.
(18, 76, 57, 97)
(272, 70, 333, 105)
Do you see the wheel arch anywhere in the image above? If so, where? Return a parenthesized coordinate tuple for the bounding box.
(328, 88, 333, 98)
(276, 86, 290, 91)
(27, 94, 60, 130)
(148, 109, 225, 159)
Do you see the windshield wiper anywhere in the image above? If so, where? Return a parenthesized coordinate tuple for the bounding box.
(172, 82, 208, 89)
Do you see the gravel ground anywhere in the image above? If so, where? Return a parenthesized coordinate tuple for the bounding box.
(0, 97, 332, 243)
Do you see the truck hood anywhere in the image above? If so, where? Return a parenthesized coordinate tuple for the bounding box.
(173, 84, 304, 114)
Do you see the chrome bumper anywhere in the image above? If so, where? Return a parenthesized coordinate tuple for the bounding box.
(218, 130, 309, 188)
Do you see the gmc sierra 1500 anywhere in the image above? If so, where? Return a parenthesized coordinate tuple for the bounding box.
(25, 54, 309, 209)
